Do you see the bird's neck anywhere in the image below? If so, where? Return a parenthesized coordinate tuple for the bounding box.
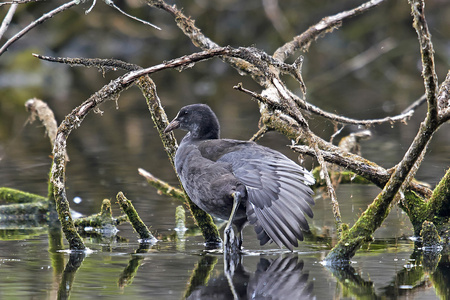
(191, 129, 219, 140)
(190, 122, 220, 140)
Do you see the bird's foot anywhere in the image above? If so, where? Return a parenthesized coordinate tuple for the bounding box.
(224, 226, 241, 253)
(204, 237, 223, 250)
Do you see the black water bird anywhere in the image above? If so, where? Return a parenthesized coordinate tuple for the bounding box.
(164, 104, 315, 251)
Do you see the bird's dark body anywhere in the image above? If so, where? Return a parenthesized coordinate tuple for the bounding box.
(165, 104, 315, 251)
(175, 137, 249, 223)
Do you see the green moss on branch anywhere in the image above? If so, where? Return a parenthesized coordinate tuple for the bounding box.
(117, 192, 155, 241)
(0, 187, 48, 204)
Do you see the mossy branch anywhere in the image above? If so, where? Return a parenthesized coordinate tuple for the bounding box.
(74, 199, 128, 229)
(0, 187, 48, 204)
(50, 69, 135, 251)
(117, 192, 156, 241)
(427, 168, 450, 225)
(138, 168, 186, 202)
(325, 0, 446, 262)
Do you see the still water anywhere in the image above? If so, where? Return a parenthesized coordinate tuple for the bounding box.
(0, 217, 442, 300)
(0, 235, 438, 300)
(0, 134, 448, 299)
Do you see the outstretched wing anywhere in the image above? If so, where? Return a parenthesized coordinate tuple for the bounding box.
(218, 145, 315, 251)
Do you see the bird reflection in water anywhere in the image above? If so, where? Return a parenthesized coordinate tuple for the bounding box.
(185, 253, 314, 299)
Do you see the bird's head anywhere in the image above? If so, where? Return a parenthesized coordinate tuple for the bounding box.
(164, 104, 220, 140)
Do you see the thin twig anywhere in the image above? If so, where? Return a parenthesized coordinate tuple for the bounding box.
(235, 82, 417, 126)
(250, 125, 270, 142)
(309, 134, 342, 235)
(104, 0, 161, 30)
(138, 168, 186, 202)
(410, 0, 439, 124)
(401, 94, 426, 114)
(273, 0, 386, 62)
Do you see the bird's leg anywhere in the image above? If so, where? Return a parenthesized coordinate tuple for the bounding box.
(237, 230, 243, 250)
(224, 191, 242, 253)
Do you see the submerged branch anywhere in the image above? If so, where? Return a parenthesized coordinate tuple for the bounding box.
(0, 201, 48, 217)
(51, 68, 136, 250)
(117, 192, 156, 242)
(0, 187, 47, 204)
(74, 199, 128, 229)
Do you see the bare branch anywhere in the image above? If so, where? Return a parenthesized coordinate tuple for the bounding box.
(121, 46, 293, 85)
(0, 3, 17, 39)
(325, 1, 444, 261)
(291, 144, 389, 187)
(25, 98, 68, 160)
(299, 96, 415, 126)
(0, 0, 42, 6)
(0, 0, 80, 56)
(437, 70, 450, 123)
(122, 47, 233, 84)
(33, 53, 141, 72)
(144, 0, 264, 82)
(249, 125, 270, 142)
(273, 0, 386, 62)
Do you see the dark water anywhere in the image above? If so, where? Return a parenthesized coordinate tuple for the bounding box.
(1, 0, 450, 299)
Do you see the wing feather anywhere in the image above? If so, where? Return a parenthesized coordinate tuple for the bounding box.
(216, 142, 315, 250)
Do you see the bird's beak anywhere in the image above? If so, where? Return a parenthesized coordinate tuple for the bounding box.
(164, 119, 180, 133)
